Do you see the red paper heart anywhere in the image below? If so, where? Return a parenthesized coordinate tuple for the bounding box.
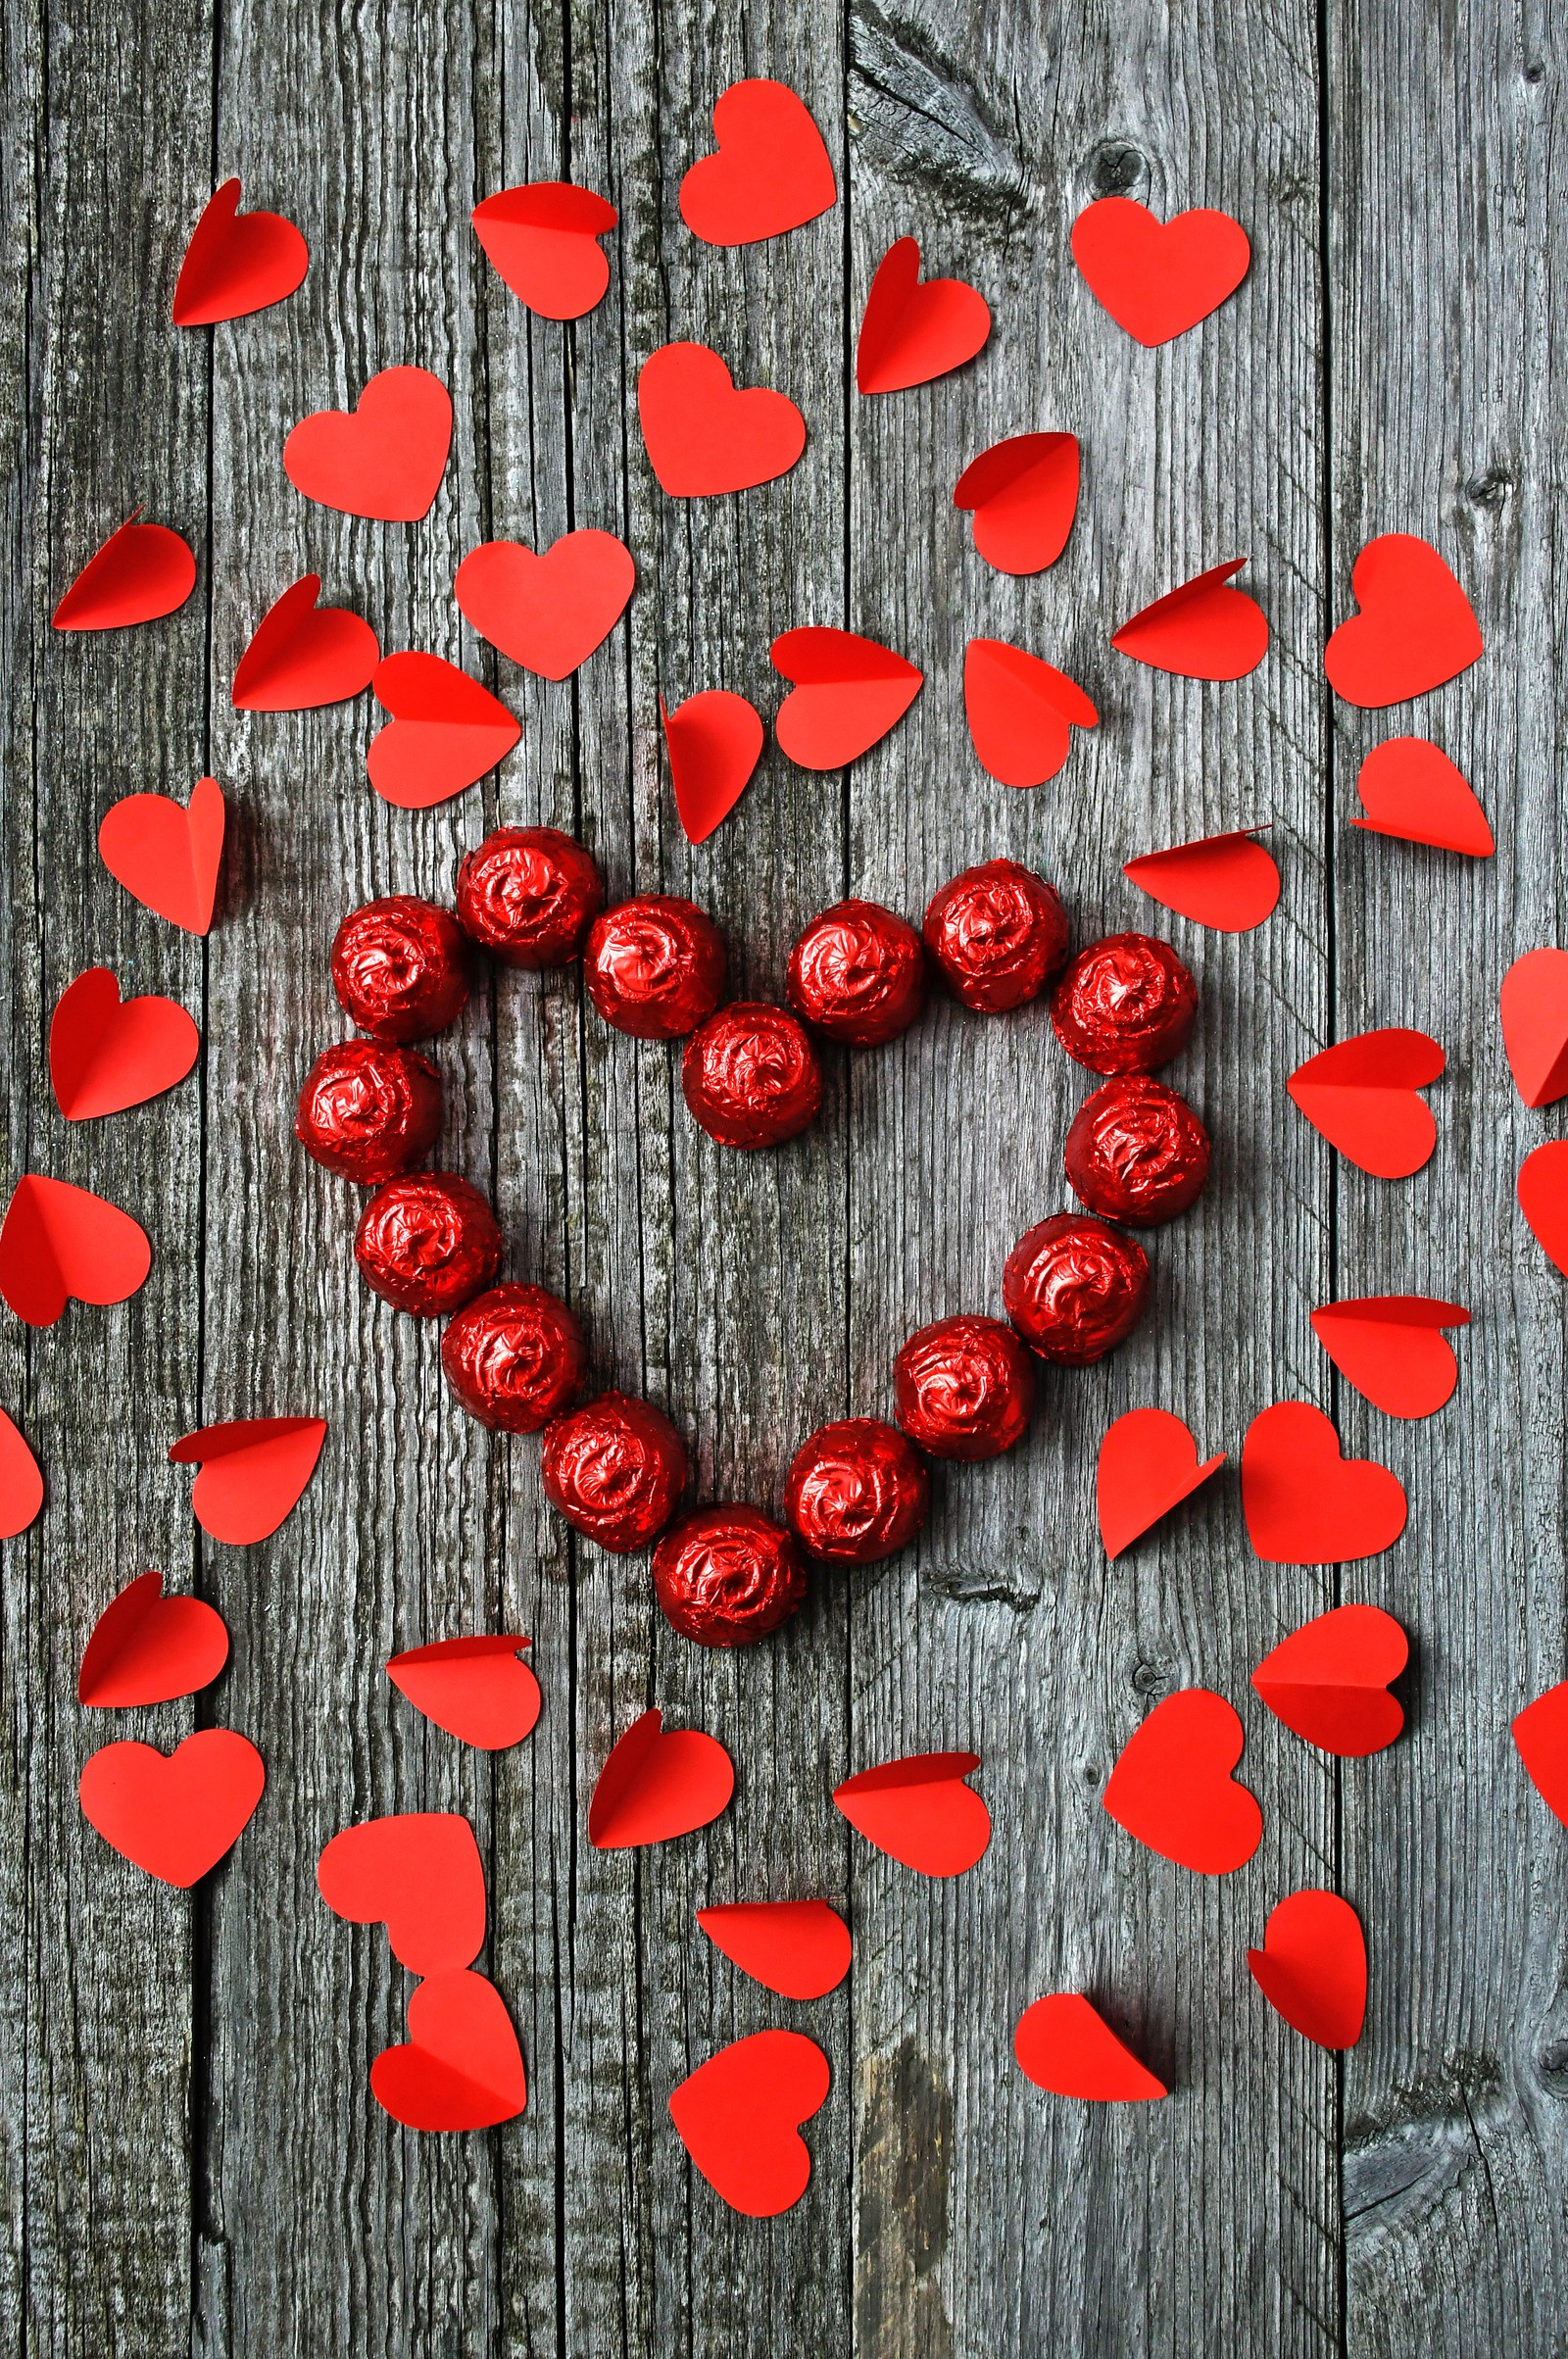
(231, 573, 379, 711)
(79, 1729, 264, 1887)
(668, 2031, 829, 2218)
(367, 652, 520, 809)
(1096, 1407, 1225, 1560)
(695, 1899, 852, 2000)
(1352, 737, 1493, 857)
(1500, 949, 1568, 1109)
(963, 638, 1098, 789)
(1251, 1602, 1408, 1756)
(386, 1635, 541, 1751)
(371, 1969, 527, 2131)
(454, 530, 634, 680)
(637, 342, 806, 496)
(49, 967, 199, 1120)
(77, 1569, 229, 1707)
(1071, 197, 1250, 345)
(588, 1707, 734, 1848)
(1519, 1141, 1568, 1276)
(1241, 1401, 1407, 1565)
(662, 690, 763, 843)
(98, 773, 225, 936)
(1514, 1683, 1568, 1826)
(1324, 534, 1483, 707)
(0, 1408, 43, 1538)
(471, 180, 616, 319)
(1102, 1689, 1261, 1875)
(317, 1812, 487, 1973)
(1013, 1993, 1166, 2100)
(953, 432, 1079, 575)
(1247, 1890, 1366, 2049)
(0, 1176, 151, 1328)
(283, 367, 453, 522)
(172, 178, 309, 325)
(770, 627, 923, 769)
(1287, 1027, 1444, 1178)
(168, 1415, 327, 1544)
(856, 236, 990, 394)
(1309, 1295, 1469, 1418)
(679, 78, 836, 247)
(832, 1751, 990, 1878)
(1111, 559, 1267, 681)
(1123, 829, 1281, 933)
(53, 515, 196, 631)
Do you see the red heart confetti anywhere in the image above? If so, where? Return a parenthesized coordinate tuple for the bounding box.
(695, 1899, 852, 2000)
(385, 1635, 541, 1752)
(1071, 197, 1250, 345)
(231, 573, 379, 711)
(962, 638, 1098, 789)
(832, 1751, 990, 1878)
(1111, 558, 1268, 681)
(668, 2030, 830, 2218)
(770, 626, 922, 769)
(77, 1569, 229, 1708)
(367, 652, 520, 809)
(0, 1176, 151, 1328)
(662, 689, 763, 844)
(637, 341, 807, 496)
(317, 1812, 487, 1974)
(1250, 1603, 1408, 1757)
(1123, 828, 1282, 933)
(1309, 1294, 1469, 1418)
(454, 529, 634, 680)
(1247, 1890, 1367, 2049)
(856, 236, 990, 395)
(0, 1408, 44, 1539)
(471, 180, 617, 319)
(1013, 1993, 1166, 2101)
(172, 178, 309, 326)
(1287, 1026, 1444, 1178)
(79, 1729, 264, 1888)
(1500, 949, 1568, 1109)
(588, 1707, 734, 1849)
(49, 966, 199, 1121)
(283, 366, 453, 522)
(678, 78, 836, 247)
(1324, 534, 1483, 708)
(1352, 737, 1494, 857)
(1096, 1407, 1225, 1560)
(1102, 1689, 1261, 1875)
(1518, 1141, 1568, 1276)
(97, 773, 225, 936)
(370, 1969, 527, 2132)
(168, 1415, 327, 1544)
(53, 514, 196, 632)
(1241, 1401, 1407, 1565)
(1514, 1683, 1568, 1827)
(953, 431, 1079, 575)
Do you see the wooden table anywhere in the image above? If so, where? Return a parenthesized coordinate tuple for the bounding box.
(3, 0, 1563, 2351)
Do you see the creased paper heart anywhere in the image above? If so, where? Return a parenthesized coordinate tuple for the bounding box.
(53, 515, 197, 631)
(856, 237, 989, 394)
(0, 1175, 151, 1328)
(471, 180, 616, 319)
(832, 1751, 990, 1877)
(696, 1899, 851, 2000)
(49, 966, 200, 1120)
(172, 178, 309, 325)
(371, 1970, 527, 2131)
(770, 626, 922, 769)
(367, 652, 519, 809)
(1111, 559, 1267, 680)
(168, 1415, 326, 1544)
(1097, 1407, 1225, 1559)
(1248, 1890, 1366, 2049)
(1251, 1603, 1407, 1756)
(98, 774, 225, 935)
(1287, 1027, 1445, 1178)
(386, 1635, 541, 1751)
(77, 1569, 229, 1707)
(1013, 1993, 1166, 2100)
(588, 1707, 734, 1847)
(1123, 829, 1281, 933)
(963, 638, 1098, 789)
(231, 573, 378, 711)
(1309, 1295, 1468, 1418)
(1352, 737, 1494, 856)
(953, 432, 1079, 574)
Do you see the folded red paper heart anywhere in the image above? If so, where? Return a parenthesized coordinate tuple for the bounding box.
(1123, 828, 1281, 933)
(1013, 1992, 1166, 2100)
(172, 178, 309, 326)
(0, 1407, 43, 1539)
(168, 1415, 326, 1544)
(230, 573, 379, 712)
(385, 1634, 541, 1751)
(53, 514, 197, 631)
(1287, 1026, 1445, 1178)
(317, 1811, 487, 1974)
(695, 1899, 852, 2000)
(98, 773, 225, 936)
(78, 1729, 265, 1887)
(1102, 1688, 1261, 1874)
(1309, 1294, 1468, 1418)
(1071, 196, 1250, 346)
(668, 2029, 830, 2217)
(588, 1707, 735, 1847)
(0, 1174, 151, 1328)
(1500, 948, 1568, 1110)
(1247, 1890, 1367, 2049)
(1110, 558, 1268, 681)
(678, 78, 836, 247)
(1324, 534, 1482, 708)
(366, 651, 520, 809)
(832, 1751, 990, 1877)
(283, 366, 453, 522)
(769, 626, 922, 769)
(370, 1968, 527, 2131)
(637, 341, 807, 496)
(1096, 1406, 1225, 1559)
(454, 529, 635, 680)
(1352, 737, 1494, 856)
(1241, 1401, 1406, 1564)
(661, 689, 763, 843)
(77, 1569, 229, 1708)
(471, 179, 617, 319)
(953, 431, 1079, 575)
(856, 236, 990, 394)
(49, 966, 200, 1121)
(962, 638, 1098, 789)
(1250, 1602, 1407, 1756)
(1519, 1140, 1568, 1277)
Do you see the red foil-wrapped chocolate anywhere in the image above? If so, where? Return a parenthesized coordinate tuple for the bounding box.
(1052, 932, 1199, 1075)
(1003, 1212, 1150, 1365)
(893, 1315, 1035, 1461)
(330, 896, 471, 1041)
(441, 1282, 588, 1432)
(294, 1040, 442, 1185)
(682, 1002, 823, 1149)
(1064, 1077, 1211, 1226)
(922, 860, 1069, 1013)
(653, 1505, 807, 1646)
(541, 1391, 687, 1551)
(783, 1417, 929, 1564)
(786, 899, 926, 1046)
(584, 895, 726, 1039)
(455, 826, 604, 968)
(354, 1171, 503, 1317)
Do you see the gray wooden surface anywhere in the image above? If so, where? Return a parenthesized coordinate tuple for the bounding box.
(1, 0, 1564, 2352)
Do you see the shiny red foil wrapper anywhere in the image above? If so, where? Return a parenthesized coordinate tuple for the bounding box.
(1052, 931, 1199, 1075)
(584, 895, 727, 1039)
(682, 1002, 823, 1149)
(653, 1504, 806, 1646)
(786, 899, 926, 1046)
(922, 860, 1069, 1013)
(455, 826, 604, 968)
(354, 1172, 503, 1317)
(893, 1314, 1035, 1460)
(783, 1417, 930, 1563)
(1003, 1212, 1150, 1365)
(330, 896, 471, 1042)
(442, 1282, 588, 1432)
(1064, 1077, 1211, 1226)
(295, 1039, 442, 1185)
(541, 1391, 687, 1551)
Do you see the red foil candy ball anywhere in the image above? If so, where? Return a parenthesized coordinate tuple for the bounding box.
(786, 899, 926, 1046)
(455, 826, 604, 968)
(1052, 932, 1199, 1075)
(541, 1391, 687, 1551)
(653, 1505, 807, 1646)
(295, 1040, 442, 1184)
(330, 896, 471, 1041)
(922, 859, 1069, 1013)
(1003, 1212, 1150, 1365)
(354, 1172, 503, 1317)
(893, 1314, 1035, 1461)
(441, 1282, 588, 1432)
(584, 895, 726, 1039)
(682, 1002, 823, 1149)
(783, 1417, 930, 1564)
(1064, 1076, 1211, 1226)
